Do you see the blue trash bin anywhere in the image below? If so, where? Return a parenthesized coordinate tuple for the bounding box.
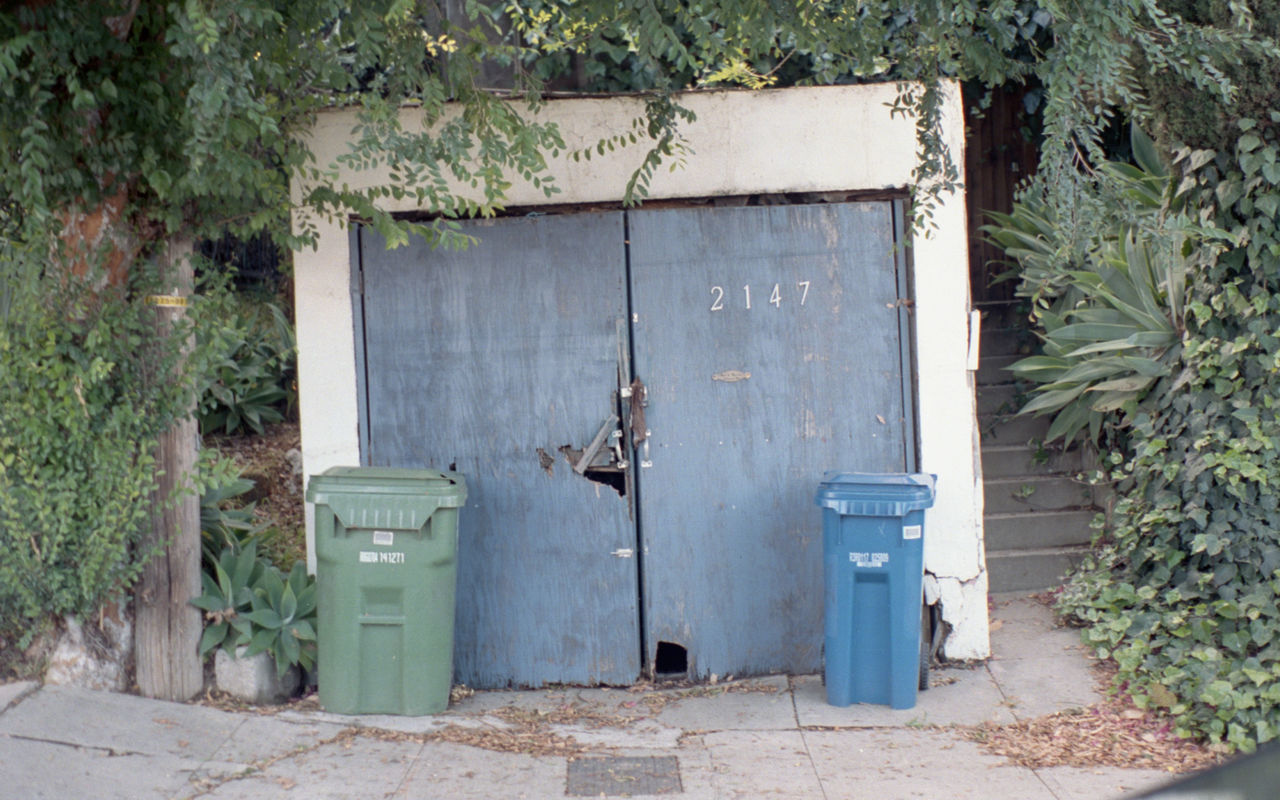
(815, 472, 937, 709)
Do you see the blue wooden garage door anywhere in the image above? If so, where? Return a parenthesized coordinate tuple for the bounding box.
(628, 204, 912, 679)
(354, 201, 913, 687)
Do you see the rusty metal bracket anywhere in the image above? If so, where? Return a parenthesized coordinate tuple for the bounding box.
(629, 379, 648, 447)
(574, 414, 619, 475)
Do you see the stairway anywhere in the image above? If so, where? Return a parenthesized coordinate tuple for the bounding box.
(977, 303, 1097, 591)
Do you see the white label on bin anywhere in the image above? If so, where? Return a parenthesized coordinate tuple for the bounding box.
(372, 530, 394, 546)
(359, 551, 406, 564)
(903, 525, 922, 541)
(850, 552, 889, 568)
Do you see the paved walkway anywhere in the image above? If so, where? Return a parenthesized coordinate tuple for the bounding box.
(0, 594, 1175, 799)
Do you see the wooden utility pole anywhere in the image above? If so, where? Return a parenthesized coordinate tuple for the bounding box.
(134, 237, 202, 700)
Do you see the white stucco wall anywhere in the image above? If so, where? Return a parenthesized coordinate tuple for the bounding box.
(291, 83, 989, 660)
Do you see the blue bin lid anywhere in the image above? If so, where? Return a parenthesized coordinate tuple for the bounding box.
(815, 472, 937, 516)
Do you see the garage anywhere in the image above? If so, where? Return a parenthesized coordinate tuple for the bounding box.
(294, 85, 989, 684)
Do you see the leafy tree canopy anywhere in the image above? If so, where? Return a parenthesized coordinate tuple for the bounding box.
(0, 0, 1272, 258)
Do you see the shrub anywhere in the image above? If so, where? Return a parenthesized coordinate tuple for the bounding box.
(990, 127, 1231, 446)
(0, 266, 192, 646)
(1006, 120, 1280, 752)
(195, 278, 296, 436)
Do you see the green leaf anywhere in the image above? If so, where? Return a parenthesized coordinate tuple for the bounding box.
(1021, 384, 1089, 414)
(1089, 390, 1136, 413)
(1130, 125, 1166, 177)
(289, 619, 317, 642)
(279, 628, 301, 667)
(198, 622, 228, 657)
(1006, 355, 1071, 376)
(1053, 322, 1143, 341)
(1086, 375, 1155, 393)
(230, 542, 259, 591)
(244, 627, 275, 657)
(293, 582, 317, 619)
(1063, 340, 1146, 357)
(244, 607, 283, 629)
(279, 581, 297, 622)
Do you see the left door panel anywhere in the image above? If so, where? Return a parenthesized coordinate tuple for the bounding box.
(356, 213, 640, 688)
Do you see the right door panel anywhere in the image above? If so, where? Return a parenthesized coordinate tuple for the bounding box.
(627, 203, 911, 678)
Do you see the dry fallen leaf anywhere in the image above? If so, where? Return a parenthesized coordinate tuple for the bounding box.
(966, 661, 1222, 775)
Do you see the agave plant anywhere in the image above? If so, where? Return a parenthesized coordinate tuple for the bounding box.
(1006, 231, 1188, 443)
(192, 542, 265, 659)
(200, 475, 269, 568)
(192, 541, 317, 680)
(242, 562, 318, 680)
(989, 127, 1234, 445)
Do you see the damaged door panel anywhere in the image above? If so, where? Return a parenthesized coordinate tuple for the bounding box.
(559, 410, 629, 497)
(356, 212, 641, 688)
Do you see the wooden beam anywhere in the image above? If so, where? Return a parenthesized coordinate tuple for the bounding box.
(134, 236, 202, 701)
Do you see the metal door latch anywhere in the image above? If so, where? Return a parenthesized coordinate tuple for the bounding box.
(575, 414, 619, 475)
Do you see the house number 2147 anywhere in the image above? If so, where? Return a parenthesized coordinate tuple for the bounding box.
(710, 281, 810, 312)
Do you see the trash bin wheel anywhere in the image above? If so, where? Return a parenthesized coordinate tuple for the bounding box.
(918, 601, 932, 692)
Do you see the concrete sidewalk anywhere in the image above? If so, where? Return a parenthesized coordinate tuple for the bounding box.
(0, 594, 1176, 800)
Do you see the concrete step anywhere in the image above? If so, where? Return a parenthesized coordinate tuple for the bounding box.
(982, 444, 1085, 479)
(974, 301, 1024, 329)
(986, 546, 1091, 593)
(979, 411, 1052, 445)
(984, 509, 1096, 551)
(980, 327, 1038, 358)
(976, 353, 1022, 386)
(976, 384, 1023, 416)
(984, 475, 1096, 515)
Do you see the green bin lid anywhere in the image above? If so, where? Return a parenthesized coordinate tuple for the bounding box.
(815, 472, 937, 517)
(306, 466, 467, 530)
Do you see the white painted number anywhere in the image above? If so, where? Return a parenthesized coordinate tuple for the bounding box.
(710, 285, 724, 312)
(708, 280, 813, 313)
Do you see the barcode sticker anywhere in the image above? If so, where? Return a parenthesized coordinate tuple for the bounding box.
(903, 525, 922, 541)
(372, 530, 394, 546)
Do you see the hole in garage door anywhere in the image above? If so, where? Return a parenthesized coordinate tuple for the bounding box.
(654, 641, 688, 679)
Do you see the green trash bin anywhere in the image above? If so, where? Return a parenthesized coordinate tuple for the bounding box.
(306, 466, 466, 715)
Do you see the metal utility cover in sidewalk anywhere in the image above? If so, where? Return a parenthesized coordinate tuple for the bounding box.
(566, 756, 683, 796)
